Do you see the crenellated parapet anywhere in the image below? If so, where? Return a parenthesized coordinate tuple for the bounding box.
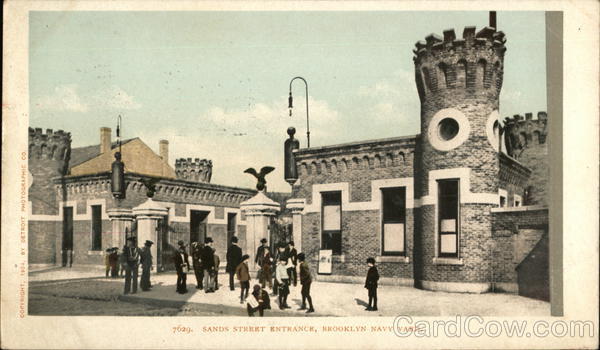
(295, 136, 416, 176)
(413, 26, 507, 101)
(502, 111, 548, 159)
(28, 127, 71, 162)
(175, 158, 213, 183)
(56, 172, 255, 206)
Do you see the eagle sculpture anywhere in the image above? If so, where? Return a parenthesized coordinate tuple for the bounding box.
(140, 177, 160, 198)
(244, 166, 275, 192)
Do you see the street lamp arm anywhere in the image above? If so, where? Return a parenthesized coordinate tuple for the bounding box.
(288, 76, 310, 148)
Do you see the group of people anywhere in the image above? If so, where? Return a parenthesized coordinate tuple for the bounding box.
(173, 237, 221, 294)
(245, 238, 315, 314)
(112, 234, 380, 314)
(107, 236, 154, 295)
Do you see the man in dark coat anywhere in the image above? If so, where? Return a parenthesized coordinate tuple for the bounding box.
(173, 240, 190, 294)
(108, 247, 120, 278)
(254, 238, 268, 268)
(140, 240, 154, 291)
(123, 237, 141, 295)
(226, 236, 243, 291)
(200, 237, 215, 293)
(191, 241, 204, 289)
(286, 241, 298, 286)
(298, 253, 315, 313)
(364, 257, 379, 311)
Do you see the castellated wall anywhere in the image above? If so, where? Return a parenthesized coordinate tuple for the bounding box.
(293, 136, 416, 280)
(30, 172, 253, 267)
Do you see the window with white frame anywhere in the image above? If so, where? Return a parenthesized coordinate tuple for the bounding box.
(438, 179, 459, 258)
(321, 191, 342, 255)
(499, 189, 508, 207)
(381, 187, 406, 255)
(514, 194, 522, 207)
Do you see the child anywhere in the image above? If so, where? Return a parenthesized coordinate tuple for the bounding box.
(275, 257, 290, 309)
(247, 284, 271, 317)
(297, 253, 315, 313)
(235, 254, 251, 303)
(104, 248, 112, 278)
(364, 257, 379, 311)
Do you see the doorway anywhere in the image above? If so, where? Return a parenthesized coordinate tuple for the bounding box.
(62, 207, 73, 266)
(227, 213, 237, 244)
(190, 210, 209, 245)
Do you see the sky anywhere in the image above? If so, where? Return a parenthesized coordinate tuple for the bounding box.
(29, 11, 547, 193)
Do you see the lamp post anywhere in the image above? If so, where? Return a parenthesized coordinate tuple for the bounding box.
(111, 115, 126, 200)
(288, 76, 310, 148)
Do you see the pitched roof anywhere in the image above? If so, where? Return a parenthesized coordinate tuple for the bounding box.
(69, 138, 137, 168)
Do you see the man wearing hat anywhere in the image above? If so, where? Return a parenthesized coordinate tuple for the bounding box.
(173, 240, 190, 294)
(226, 236, 243, 291)
(254, 238, 269, 269)
(200, 237, 216, 292)
(140, 240, 154, 291)
(123, 236, 141, 295)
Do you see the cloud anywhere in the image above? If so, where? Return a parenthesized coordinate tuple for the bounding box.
(137, 96, 342, 192)
(91, 85, 142, 110)
(36, 84, 141, 113)
(36, 84, 88, 112)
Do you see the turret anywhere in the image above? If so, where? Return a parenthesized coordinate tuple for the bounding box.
(175, 158, 213, 183)
(413, 25, 507, 293)
(28, 127, 72, 215)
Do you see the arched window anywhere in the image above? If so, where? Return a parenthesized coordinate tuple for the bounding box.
(456, 60, 468, 88)
(477, 59, 487, 87)
(438, 63, 449, 89)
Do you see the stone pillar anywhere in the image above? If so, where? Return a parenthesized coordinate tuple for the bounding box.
(132, 199, 168, 269)
(107, 208, 134, 249)
(240, 192, 280, 272)
(286, 198, 305, 253)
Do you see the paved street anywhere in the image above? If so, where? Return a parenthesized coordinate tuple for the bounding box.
(29, 267, 550, 317)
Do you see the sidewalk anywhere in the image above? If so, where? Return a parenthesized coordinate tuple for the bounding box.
(29, 267, 551, 317)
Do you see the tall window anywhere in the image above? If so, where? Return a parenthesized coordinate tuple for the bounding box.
(438, 179, 459, 257)
(91, 205, 102, 251)
(321, 191, 342, 255)
(381, 187, 406, 255)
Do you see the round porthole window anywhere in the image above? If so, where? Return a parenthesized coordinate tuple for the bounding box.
(428, 108, 470, 151)
(486, 110, 501, 151)
(438, 118, 460, 141)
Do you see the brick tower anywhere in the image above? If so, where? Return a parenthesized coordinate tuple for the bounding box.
(502, 111, 548, 205)
(28, 127, 72, 264)
(175, 158, 213, 183)
(413, 26, 506, 292)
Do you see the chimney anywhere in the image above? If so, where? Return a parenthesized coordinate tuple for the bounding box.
(100, 127, 112, 154)
(489, 11, 497, 29)
(159, 140, 169, 163)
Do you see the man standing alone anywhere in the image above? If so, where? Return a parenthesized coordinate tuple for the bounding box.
(201, 237, 216, 293)
(123, 237, 141, 295)
(298, 253, 315, 313)
(226, 236, 242, 291)
(140, 240, 154, 291)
